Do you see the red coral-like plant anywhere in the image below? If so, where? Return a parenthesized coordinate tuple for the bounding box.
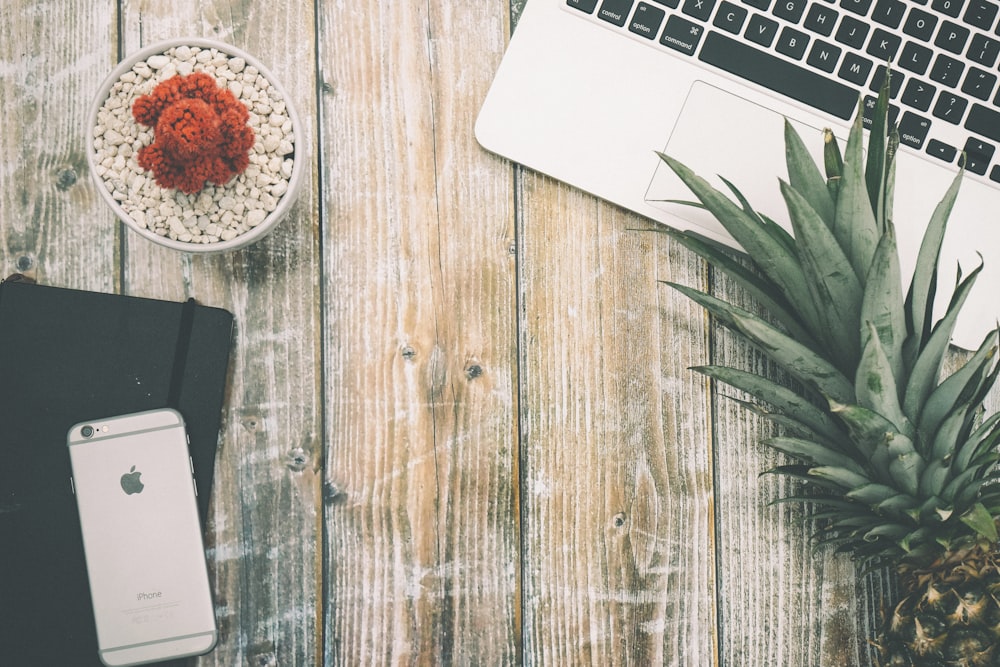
(133, 71, 254, 194)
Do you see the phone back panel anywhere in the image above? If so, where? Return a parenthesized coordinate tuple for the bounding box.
(68, 409, 216, 665)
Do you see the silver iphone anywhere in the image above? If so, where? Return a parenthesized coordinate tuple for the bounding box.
(67, 408, 217, 666)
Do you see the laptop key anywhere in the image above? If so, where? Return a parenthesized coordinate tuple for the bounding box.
(897, 111, 932, 149)
(964, 138, 996, 176)
(661, 15, 706, 54)
(567, 0, 601, 13)
(697, 31, 858, 118)
(772, 0, 808, 23)
(872, 0, 906, 28)
(932, 91, 969, 124)
(840, 0, 874, 16)
(597, 0, 636, 26)
(902, 78, 937, 111)
(747, 14, 780, 46)
(804, 4, 839, 35)
(904, 9, 938, 40)
(682, 0, 717, 21)
(935, 21, 971, 55)
(714, 1, 749, 32)
(968, 34, 1000, 67)
(835, 15, 870, 48)
(931, 0, 963, 18)
(963, 1, 999, 30)
(966, 104, 1000, 142)
(630, 3, 667, 38)
(926, 138, 957, 162)
(930, 54, 965, 87)
(962, 67, 998, 100)
(777, 25, 811, 59)
(899, 41, 933, 75)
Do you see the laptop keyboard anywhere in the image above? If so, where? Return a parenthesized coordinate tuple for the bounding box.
(566, 0, 1000, 186)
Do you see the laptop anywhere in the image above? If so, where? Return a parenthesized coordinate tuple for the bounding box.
(476, 0, 1000, 350)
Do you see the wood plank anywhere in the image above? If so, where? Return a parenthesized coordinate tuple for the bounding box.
(0, 0, 118, 290)
(318, 1, 520, 663)
(515, 170, 718, 664)
(705, 265, 882, 666)
(116, 3, 322, 665)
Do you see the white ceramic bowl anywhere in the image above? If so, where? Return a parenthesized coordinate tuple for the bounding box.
(85, 37, 304, 253)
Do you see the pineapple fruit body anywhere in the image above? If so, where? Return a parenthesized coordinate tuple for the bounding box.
(659, 83, 1000, 666)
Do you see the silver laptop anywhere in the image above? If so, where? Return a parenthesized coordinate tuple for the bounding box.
(476, 0, 1000, 350)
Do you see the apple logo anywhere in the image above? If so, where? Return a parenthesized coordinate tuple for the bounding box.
(120, 466, 145, 495)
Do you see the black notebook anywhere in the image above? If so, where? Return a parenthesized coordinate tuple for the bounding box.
(0, 276, 233, 666)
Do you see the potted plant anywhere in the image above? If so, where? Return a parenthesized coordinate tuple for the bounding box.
(86, 37, 304, 253)
(663, 81, 1000, 665)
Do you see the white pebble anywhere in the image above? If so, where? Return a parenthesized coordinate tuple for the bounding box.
(146, 55, 170, 69)
(246, 209, 267, 227)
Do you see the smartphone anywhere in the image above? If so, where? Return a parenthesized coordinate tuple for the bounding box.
(67, 408, 217, 666)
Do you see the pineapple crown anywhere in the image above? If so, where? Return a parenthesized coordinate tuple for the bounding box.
(660, 81, 1000, 570)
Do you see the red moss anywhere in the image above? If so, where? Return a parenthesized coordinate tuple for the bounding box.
(133, 71, 254, 194)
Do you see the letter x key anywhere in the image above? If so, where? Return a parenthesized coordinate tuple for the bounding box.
(683, 0, 717, 21)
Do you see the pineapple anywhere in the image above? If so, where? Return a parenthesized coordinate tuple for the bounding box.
(659, 81, 1000, 666)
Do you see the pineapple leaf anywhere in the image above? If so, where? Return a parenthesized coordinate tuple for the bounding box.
(864, 523, 911, 543)
(865, 76, 893, 225)
(903, 167, 963, 355)
(856, 322, 913, 438)
(763, 464, 846, 492)
(929, 407, 970, 465)
(656, 152, 823, 333)
(809, 465, 872, 490)
(692, 365, 842, 439)
(959, 502, 999, 542)
(918, 329, 998, 441)
(767, 436, 868, 474)
(953, 411, 1000, 475)
(846, 483, 905, 505)
(886, 433, 924, 497)
(729, 310, 856, 404)
(780, 179, 864, 370)
(658, 232, 816, 345)
(822, 129, 843, 200)
(784, 119, 835, 228)
(834, 106, 880, 281)
(729, 396, 843, 448)
(918, 458, 951, 498)
(860, 223, 906, 386)
(903, 259, 984, 425)
(828, 401, 894, 480)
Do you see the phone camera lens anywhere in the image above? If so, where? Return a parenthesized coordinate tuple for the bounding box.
(81, 425, 95, 438)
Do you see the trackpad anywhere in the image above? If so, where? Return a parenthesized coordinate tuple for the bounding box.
(645, 80, 1000, 351)
(645, 80, 825, 236)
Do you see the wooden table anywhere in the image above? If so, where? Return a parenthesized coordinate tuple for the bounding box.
(1, 1, 889, 664)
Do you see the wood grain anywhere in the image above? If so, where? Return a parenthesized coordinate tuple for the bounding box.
(6, 1, 974, 665)
(0, 0, 118, 291)
(514, 171, 718, 665)
(116, 2, 322, 665)
(318, 1, 519, 664)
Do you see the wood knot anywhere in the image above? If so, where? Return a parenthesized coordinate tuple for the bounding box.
(612, 512, 627, 528)
(286, 447, 309, 472)
(323, 481, 348, 504)
(55, 167, 78, 191)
